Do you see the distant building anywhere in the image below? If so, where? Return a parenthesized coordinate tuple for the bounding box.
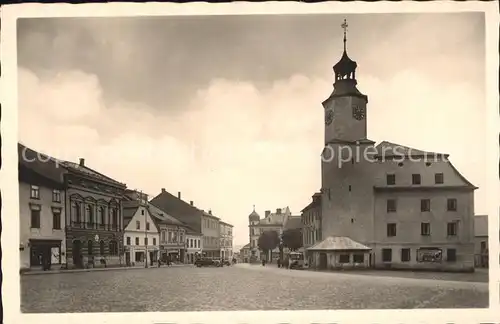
(219, 221, 234, 260)
(239, 243, 251, 263)
(474, 215, 488, 268)
(247, 206, 300, 261)
(19, 144, 66, 271)
(123, 190, 160, 267)
(185, 229, 203, 263)
(311, 21, 476, 272)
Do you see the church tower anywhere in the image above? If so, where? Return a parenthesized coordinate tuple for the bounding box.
(320, 20, 376, 245)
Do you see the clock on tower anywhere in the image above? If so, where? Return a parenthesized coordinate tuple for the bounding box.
(322, 18, 368, 144)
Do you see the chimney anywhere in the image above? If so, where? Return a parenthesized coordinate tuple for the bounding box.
(178, 192, 181, 199)
(265, 210, 271, 217)
(209, 210, 212, 215)
(161, 188, 166, 193)
(190, 200, 193, 206)
(277, 208, 282, 214)
(79, 158, 85, 166)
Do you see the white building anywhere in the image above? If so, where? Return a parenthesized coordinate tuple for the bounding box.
(219, 221, 234, 260)
(185, 230, 203, 263)
(123, 191, 160, 266)
(19, 144, 67, 271)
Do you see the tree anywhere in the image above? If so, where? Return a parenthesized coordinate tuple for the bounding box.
(281, 228, 303, 251)
(257, 230, 280, 261)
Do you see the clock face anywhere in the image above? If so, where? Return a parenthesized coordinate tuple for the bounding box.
(352, 104, 365, 121)
(325, 109, 334, 125)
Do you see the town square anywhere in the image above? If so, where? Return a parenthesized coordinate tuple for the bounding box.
(11, 7, 494, 314)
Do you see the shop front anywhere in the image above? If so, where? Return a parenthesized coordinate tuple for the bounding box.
(29, 239, 62, 268)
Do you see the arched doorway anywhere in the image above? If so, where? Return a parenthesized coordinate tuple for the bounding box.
(72, 240, 83, 268)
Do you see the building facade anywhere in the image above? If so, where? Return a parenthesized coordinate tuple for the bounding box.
(202, 210, 220, 257)
(301, 192, 322, 265)
(314, 21, 476, 272)
(19, 144, 66, 270)
(248, 207, 292, 261)
(474, 215, 488, 268)
(185, 231, 203, 263)
(148, 202, 187, 262)
(62, 158, 127, 269)
(123, 191, 160, 267)
(219, 221, 234, 260)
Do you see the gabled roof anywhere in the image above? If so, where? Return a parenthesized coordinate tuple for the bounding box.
(61, 160, 126, 187)
(240, 243, 250, 250)
(474, 215, 488, 237)
(307, 236, 371, 251)
(301, 192, 321, 213)
(147, 202, 185, 226)
(283, 216, 302, 231)
(18, 143, 65, 185)
(122, 200, 140, 228)
(375, 141, 447, 159)
(150, 190, 202, 221)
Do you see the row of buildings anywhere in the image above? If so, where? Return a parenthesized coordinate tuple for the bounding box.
(240, 21, 488, 272)
(19, 144, 233, 270)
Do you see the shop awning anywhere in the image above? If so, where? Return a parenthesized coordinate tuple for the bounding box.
(307, 236, 371, 251)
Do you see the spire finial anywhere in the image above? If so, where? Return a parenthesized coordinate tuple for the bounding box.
(253, 204, 255, 211)
(341, 18, 348, 52)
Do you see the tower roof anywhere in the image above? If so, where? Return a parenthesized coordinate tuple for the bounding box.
(333, 19, 357, 81)
(248, 205, 260, 220)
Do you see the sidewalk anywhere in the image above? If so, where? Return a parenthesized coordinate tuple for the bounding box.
(21, 263, 192, 276)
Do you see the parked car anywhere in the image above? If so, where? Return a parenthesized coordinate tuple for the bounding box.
(195, 258, 216, 267)
(288, 252, 307, 270)
(223, 259, 231, 266)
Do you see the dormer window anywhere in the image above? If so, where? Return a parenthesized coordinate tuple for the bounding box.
(30, 185, 40, 199)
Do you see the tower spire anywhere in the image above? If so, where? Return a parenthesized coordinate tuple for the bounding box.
(341, 19, 348, 52)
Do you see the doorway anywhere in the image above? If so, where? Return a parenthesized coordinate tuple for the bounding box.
(72, 240, 83, 268)
(319, 253, 327, 269)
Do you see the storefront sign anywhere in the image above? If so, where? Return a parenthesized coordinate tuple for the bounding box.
(417, 248, 442, 263)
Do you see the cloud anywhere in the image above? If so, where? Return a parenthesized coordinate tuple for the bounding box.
(18, 65, 487, 246)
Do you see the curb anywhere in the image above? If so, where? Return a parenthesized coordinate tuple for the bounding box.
(21, 264, 193, 276)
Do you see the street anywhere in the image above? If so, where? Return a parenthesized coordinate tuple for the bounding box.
(21, 264, 488, 312)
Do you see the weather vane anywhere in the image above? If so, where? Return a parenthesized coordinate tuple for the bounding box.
(341, 19, 348, 51)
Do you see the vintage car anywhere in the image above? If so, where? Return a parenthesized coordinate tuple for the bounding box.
(195, 258, 217, 267)
(288, 252, 308, 270)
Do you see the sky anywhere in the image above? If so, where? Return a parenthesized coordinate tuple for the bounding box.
(17, 12, 487, 247)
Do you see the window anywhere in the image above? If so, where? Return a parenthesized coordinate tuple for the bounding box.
(85, 205, 94, 226)
(387, 199, 397, 212)
(421, 223, 431, 236)
(146, 222, 150, 231)
(31, 209, 41, 228)
(480, 241, 487, 252)
(195, 240, 198, 248)
(153, 238, 156, 245)
(401, 248, 411, 262)
(98, 207, 105, 225)
(387, 223, 397, 237)
(135, 237, 139, 245)
(447, 198, 457, 211)
(420, 199, 430, 212)
(52, 210, 61, 229)
(446, 248, 457, 262)
(435, 173, 444, 184)
(109, 240, 118, 255)
(141, 209, 145, 215)
(52, 189, 61, 202)
(100, 240, 105, 255)
(136, 221, 140, 230)
(447, 222, 458, 236)
(353, 254, 364, 263)
(30, 185, 40, 199)
(382, 249, 392, 262)
(72, 202, 81, 223)
(168, 231, 172, 242)
(386, 174, 396, 185)
(339, 254, 350, 264)
(412, 174, 421, 185)
(111, 209, 119, 229)
(126, 237, 131, 245)
(144, 237, 148, 245)
(179, 233, 184, 243)
(87, 240, 93, 255)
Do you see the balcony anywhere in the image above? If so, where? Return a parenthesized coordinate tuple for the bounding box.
(69, 221, 120, 232)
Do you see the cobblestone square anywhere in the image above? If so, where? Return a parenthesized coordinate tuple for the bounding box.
(21, 264, 488, 312)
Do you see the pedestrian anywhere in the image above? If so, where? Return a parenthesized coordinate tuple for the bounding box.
(157, 258, 162, 268)
(277, 258, 281, 268)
